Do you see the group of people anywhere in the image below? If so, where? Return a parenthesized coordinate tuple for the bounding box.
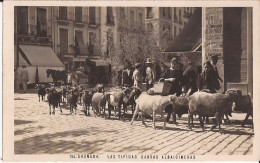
(121, 58, 156, 90)
(120, 55, 223, 96)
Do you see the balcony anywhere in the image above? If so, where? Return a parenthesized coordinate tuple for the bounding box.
(174, 17, 178, 23)
(15, 24, 52, 45)
(57, 16, 70, 25)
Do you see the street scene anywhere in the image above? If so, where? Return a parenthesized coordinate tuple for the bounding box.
(14, 6, 254, 158)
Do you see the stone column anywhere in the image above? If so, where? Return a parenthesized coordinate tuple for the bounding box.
(202, 7, 224, 93)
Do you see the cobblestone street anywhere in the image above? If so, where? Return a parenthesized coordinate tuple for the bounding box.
(14, 92, 254, 156)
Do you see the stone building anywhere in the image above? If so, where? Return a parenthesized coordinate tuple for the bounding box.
(202, 7, 253, 95)
(14, 6, 64, 85)
(52, 6, 102, 72)
(145, 7, 196, 48)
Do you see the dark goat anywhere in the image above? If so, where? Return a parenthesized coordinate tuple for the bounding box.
(82, 90, 93, 116)
(35, 84, 46, 102)
(226, 89, 253, 127)
(123, 87, 142, 114)
(67, 89, 79, 114)
(46, 87, 63, 115)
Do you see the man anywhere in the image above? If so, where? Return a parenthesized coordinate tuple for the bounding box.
(122, 61, 133, 87)
(20, 66, 29, 93)
(132, 63, 142, 89)
(210, 55, 223, 92)
(182, 61, 197, 95)
(145, 58, 155, 90)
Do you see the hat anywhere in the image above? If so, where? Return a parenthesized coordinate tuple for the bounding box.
(171, 58, 177, 63)
(135, 63, 141, 68)
(211, 54, 219, 60)
(145, 58, 153, 64)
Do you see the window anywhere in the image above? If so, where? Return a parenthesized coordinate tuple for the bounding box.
(162, 7, 166, 17)
(89, 7, 96, 25)
(107, 7, 114, 25)
(89, 32, 96, 55)
(75, 7, 82, 23)
(174, 26, 177, 38)
(59, 28, 68, 55)
(179, 9, 182, 24)
(59, 7, 67, 20)
(139, 13, 143, 28)
(130, 11, 134, 26)
(146, 7, 153, 18)
(106, 31, 114, 57)
(168, 7, 171, 18)
(17, 7, 28, 35)
(37, 8, 47, 37)
(174, 8, 177, 22)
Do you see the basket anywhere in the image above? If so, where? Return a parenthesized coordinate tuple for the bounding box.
(153, 82, 172, 95)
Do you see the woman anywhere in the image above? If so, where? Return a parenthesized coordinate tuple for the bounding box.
(165, 58, 183, 96)
(164, 58, 183, 123)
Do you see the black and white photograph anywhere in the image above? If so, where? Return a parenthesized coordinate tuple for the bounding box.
(2, 1, 260, 161)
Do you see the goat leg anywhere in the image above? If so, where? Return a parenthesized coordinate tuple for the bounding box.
(216, 112, 223, 133)
(49, 105, 52, 115)
(199, 115, 205, 131)
(59, 102, 62, 113)
(242, 112, 250, 127)
(141, 113, 147, 127)
(152, 111, 156, 129)
(172, 112, 178, 125)
(188, 112, 191, 130)
(130, 104, 139, 125)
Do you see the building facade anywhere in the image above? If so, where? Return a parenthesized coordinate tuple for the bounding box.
(52, 6, 102, 72)
(14, 6, 65, 85)
(145, 7, 196, 48)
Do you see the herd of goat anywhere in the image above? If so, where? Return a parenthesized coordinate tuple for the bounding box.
(35, 83, 253, 133)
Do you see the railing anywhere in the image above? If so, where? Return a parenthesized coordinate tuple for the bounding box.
(15, 24, 52, 45)
(56, 13, 101, 26)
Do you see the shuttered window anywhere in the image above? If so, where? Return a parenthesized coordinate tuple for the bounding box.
(17, 7, 28, 35)
(37, 8, 47, 37)
(75, 7, 82, 23)
(59, 28, 68, 55)
(89, 7, 96, 25)
(59, 7, 67, 20)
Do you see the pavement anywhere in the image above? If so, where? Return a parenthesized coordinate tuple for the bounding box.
(14, 91, 254, 155)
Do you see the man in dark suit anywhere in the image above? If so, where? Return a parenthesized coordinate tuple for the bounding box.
(122, 61, 133, 87)
(210, 55, 223, 92)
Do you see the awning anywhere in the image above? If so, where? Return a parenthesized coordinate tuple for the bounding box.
(89, 59, 109, 67)
(75, 32, 88, 55)
(165, 8, 202, 52)
(19, 44, 64, 67)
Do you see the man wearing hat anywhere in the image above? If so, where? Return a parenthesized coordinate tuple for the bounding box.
(122, 61, 133, 87)
(210, 54, 223, 92)
(145, 58, 155, 90)
(182, 61, 197, 95)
